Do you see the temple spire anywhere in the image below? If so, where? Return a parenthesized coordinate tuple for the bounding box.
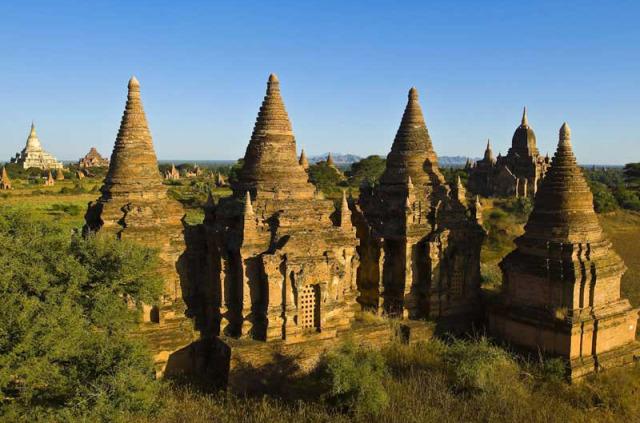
(234, 74, 314, 199)
(522, 122, 601, 243)
(559, 122, 571, 147)
(299, 149, 309, 169)
(244, 191, 254, 215)
(101, 76, 164, 199)
(521, 106, 528, 126)
(378, 87, 444, 188)
(484, 138, 495, 162)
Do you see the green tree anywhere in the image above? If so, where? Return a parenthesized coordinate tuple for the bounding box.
(0, 210, 163, 422)
(308, 162, 345, 194)
(623, 163, 640, 191)
(345, 155, 386, 188)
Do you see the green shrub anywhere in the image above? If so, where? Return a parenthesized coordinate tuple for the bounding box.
(318, 342, 388, 415)
(480, 263, 502, 290)
(443, 337, 517, 394)
(0, 210, 163, 421)
(49, 202, 83, 216)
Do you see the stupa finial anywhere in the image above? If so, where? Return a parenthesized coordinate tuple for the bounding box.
(244, 191, 254, 215)
(559, 122, 572, 146)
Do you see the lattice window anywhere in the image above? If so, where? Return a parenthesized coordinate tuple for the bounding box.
(450, 267, 464, 298)
(298, 285, 320, 330)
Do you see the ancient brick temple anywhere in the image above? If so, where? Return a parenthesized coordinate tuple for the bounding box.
(10, 123, 63, 170)
(193, 74, 359, 342)
(355, 88, 485, 323)
(84, 77, 185, 318)
(0, 167, 12, 190)
(489, 123, 640, 379)
(468, 108, 550, 197)
(78, 147, 110, 168)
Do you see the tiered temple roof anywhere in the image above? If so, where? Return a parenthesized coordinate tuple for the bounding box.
(233, 74, 315, 200)
(78, 147, 110, 168)
(509, 107, 540, 158)
(10, 124, 63, 170)
(378, 88, 445, 195)
(491, 122, 640, 379)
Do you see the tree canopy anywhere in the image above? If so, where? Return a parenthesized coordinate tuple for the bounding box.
(0, 210, 164, 422)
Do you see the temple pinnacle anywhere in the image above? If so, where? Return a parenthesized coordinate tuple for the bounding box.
(299, 149, 309, 169)
(409, 87, 418, 101)
(559, 122, 572, 146)
(244, 191, 254, 215)
(129, 76, 140, 89)
(521, 106, 528, 126)
(268, 73, 278, 83)
(327, 153, 335, 167)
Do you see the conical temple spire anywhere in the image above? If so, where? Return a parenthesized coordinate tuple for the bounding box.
(379, 87, 444, 189)
(101, 77, 164, 199)
(25, 122, 43, 151)
(299, 149, 309, 169)
(1, 166, 8, 181)
(484, 138, 495, 162)
(522, 122, 601, 243)
(327, 153, 335, 167)
(244, 191, 254, 215)
(234, 74, 314, 199)
(511, 106, 538, 156)
(341, 189, 349, 210)
(559, 122, 571, 146)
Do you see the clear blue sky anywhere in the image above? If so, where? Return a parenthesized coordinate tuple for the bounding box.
(0, 1, 638, 164)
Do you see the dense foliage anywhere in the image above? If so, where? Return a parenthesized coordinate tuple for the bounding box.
(344, 155, 386, 187)
(584, 166, 640, 212)
(307, 161, 347, 194)
(0, 210, 164, 422)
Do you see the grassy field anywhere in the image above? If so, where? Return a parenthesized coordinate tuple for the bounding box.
(599, 211, 640, 306)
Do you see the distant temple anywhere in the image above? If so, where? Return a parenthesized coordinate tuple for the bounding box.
(165, 164, 180, 180)
(356, 88, 485, 324)
(0, 167, 12, 190)
(44, 171, 55, 186)
(468, 108, 550, 197)
(78, 147, 109, 168)
(10, 123, 63, 170)
(489, 123, 640, 379)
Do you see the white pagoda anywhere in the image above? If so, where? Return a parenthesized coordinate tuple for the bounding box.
(10, 123, 63, 170)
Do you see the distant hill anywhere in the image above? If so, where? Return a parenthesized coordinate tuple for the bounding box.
(308, 154, 481, 168)
(308, 153, 362, 165)
(438, 156, 481, 166)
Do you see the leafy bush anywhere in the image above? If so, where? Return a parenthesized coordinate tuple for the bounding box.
(345, 155, 385, 188)
(0, 210, 163, 421)
(308, 162, 345, 194)
(443, 337, 517, 394)
(49, 202, 83, 216)
(480, 263, 502, 290)
(318, 342, 388, 415)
